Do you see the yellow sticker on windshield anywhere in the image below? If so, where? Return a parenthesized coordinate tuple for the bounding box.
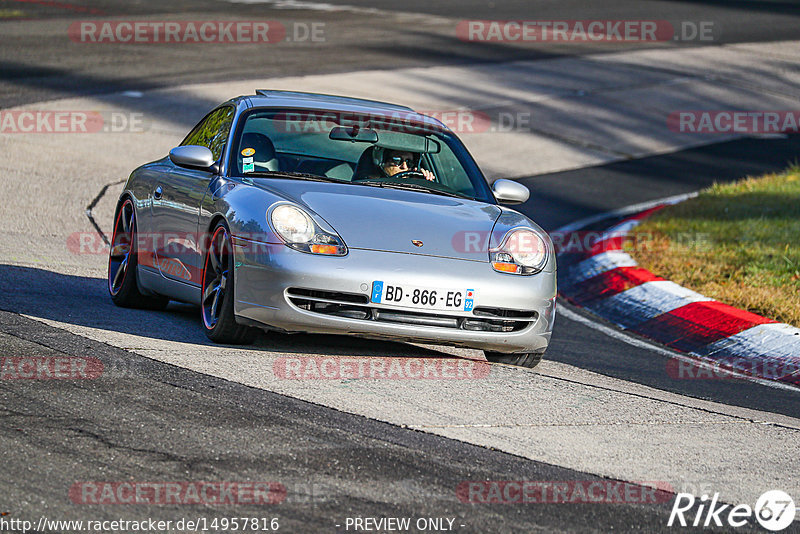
(241, 148, 255, 157)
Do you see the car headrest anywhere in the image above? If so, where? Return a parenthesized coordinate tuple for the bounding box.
(240, 132, 278, 171)
(353, 146, 381, 181)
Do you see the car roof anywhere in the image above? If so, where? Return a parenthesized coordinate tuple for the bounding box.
(254, 90, 413, 112)
(238, 90, 446, 130)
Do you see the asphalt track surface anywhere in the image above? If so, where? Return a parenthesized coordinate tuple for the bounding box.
(2, 1, 800, 533)
(4, 0, 800, 107)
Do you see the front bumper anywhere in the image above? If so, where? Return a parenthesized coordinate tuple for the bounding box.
(233, 240, 556, 354)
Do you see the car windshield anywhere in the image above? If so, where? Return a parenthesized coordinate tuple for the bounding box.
(229, 108, 494, 202)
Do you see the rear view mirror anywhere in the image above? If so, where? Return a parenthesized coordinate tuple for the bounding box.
(329, 126, 379, 143)
(492, 179, 530, 204)
(169, 145, 215, 170)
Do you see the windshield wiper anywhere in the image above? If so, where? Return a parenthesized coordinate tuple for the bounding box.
(242, 171, 345, 183)
(241, 173, 472, 199)
(357, 180, 471, 199)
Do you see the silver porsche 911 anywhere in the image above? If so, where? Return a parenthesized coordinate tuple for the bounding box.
(108, 90, 556, 368)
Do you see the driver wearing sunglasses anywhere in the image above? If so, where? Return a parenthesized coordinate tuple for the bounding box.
(379, 149, 435, 181)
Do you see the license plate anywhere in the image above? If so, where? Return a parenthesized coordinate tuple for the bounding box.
(371, 281, 475, 312)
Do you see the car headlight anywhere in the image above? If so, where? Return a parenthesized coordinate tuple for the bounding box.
(490, 228, 548, 275)
(269, 204, 347, 255)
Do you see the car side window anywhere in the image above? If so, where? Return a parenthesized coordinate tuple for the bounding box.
(181, 106, 235, 161)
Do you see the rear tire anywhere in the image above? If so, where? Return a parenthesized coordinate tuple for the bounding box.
(108, 199, 169, 310)
(201, 222, 257, 345)
(483, 350, 544, 369)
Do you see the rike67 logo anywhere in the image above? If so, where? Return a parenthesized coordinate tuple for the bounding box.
(669, 490, 796, 531)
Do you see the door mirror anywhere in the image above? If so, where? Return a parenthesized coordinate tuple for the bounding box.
(492, 179, 530, 204)
(169, 145, 216, 170)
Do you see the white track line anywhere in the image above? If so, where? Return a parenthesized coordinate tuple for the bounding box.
(553, 192, 698, 235)
(557, 306, 798, 392)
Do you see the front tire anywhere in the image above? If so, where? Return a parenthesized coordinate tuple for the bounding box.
(201, 222, 256, 344)
(483, 351, 544, 369)
(108, 199, 169, 310)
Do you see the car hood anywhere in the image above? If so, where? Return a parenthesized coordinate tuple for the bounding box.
(253, 179, 502, 261)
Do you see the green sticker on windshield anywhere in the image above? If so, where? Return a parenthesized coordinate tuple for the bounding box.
(243, 160, 254, 173)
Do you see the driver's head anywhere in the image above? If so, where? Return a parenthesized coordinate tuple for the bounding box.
(381, 149, 419, 177)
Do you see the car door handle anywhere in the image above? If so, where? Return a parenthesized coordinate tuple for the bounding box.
(153, 186, 163, 200)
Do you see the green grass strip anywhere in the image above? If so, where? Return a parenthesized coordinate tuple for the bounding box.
(631, 166, 800, 326)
